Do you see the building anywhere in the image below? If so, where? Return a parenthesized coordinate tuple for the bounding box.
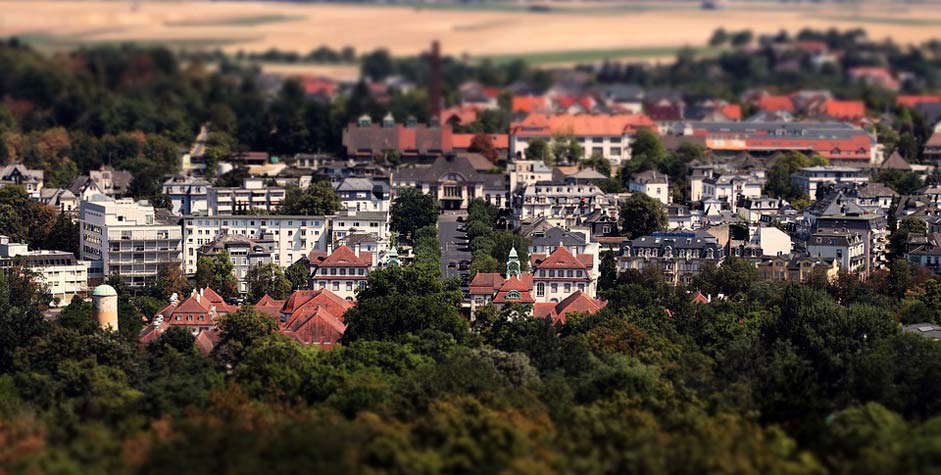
(527, 226, 592, 256)
(151, 288, 238, 334)
(0, 236, 88, 305)
(276, 289, 353, 348)
(393, 155, 508, 210)
(182, 215, 329, 275)
(509, 160, 553, 194)
(747, 225, 792, 257)
(517, 180, 617, 226)
(335, 177, 391, 213)
(680, 122, 880, 165)
(308, 244, 377, 301)
(814, 205, 888, 276)
(755, 255, 839, 283)
(79, 196, 183, 288)
(530, 246, 596, 303)
(342, 114, 453, 159)
(924, 131, 941, 163)
(629, 170, 671, 205)
(199, 235, 275, 295)
(791, 166, 868, 198)
(618, 232, 725, 285)
(736, 197, 782, 224)
(532, 291, 607, 323)
(905, 232, 941, 274)
(701, 174, 764, 208)
(0, 164, 43, 198)
(163, 175, 211, 216)
(806, 232, 866, 274)
(38, 188, 79, 215)
(509, 113, 657, 167)
(328, 211, 390, 249)
(208, 177, 286, 216)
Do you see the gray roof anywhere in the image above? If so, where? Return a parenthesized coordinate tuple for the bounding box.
(393, 155, 483, 184)
(903, 323, 941, 340)
(687, 121, 870, 140)
(336, 178, 377, 192)
(528, 226, 587, 247)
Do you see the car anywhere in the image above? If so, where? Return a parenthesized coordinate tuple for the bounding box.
(456, 216, 465, 222)
(447, 262, 457, 268)
(459, 260, 470, 271)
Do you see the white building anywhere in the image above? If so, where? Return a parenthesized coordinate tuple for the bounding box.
(518, 181, 617, 227)
(329, 211, 390, 247)
(309, 244, 378, 301)
(629, 170, 671, 205)
(701, 174, 764, 208)
(749, 225, 792, 257)
(209, 177, 286, 216)
(335, 178, 391, 213)
(182, 215, 329, 275)
(509, 113, 657, 167)
(806, 232, 866, 274)
(163, 175, 211, 216)
(509, 160, 553, 194)
(79, 196, 183, 288)
(0, 164, 43, 198)
(0, 236, 89, 305)
(791, 166, 868, 198)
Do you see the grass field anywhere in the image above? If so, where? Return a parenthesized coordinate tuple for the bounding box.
(3, 0, 941, 75)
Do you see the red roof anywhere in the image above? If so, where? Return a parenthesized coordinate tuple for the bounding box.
(512, 95, 548, 113)
(469, 272, 504, 295)
(440, 106, 480, 126)
(757, 95, 795, 113)
(531, 246, 593, 270)
(691, 291, 710, 304)
(194, 329, 220, 355)
(511, 113, 656, 137)
(555, 95, 596, 111)
(279, 289, 352, 348)
(152, 288, 237, 327)
(822, 99, 865, 120)
(532, 291, 606, 323)
(493, 274, 535, 304)
(452, 133, 510, 150)
(300, 77, 337, 97)
(897, 95, 941, 108)
(254, 294, 286, 319)
(719, 104, 742, 121)
(315, 245, 373, 268)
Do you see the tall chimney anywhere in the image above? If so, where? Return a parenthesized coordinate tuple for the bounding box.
(429, 40, 442, 120)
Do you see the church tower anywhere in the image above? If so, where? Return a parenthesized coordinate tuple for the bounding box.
(507, 247, 521, 277)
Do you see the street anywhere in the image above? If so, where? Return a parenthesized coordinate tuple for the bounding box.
(438, 212, 472, 283)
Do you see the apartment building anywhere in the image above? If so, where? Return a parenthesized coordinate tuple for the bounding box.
(508, 160, 553, 193)
(509, 113, 657, 167)
(209, 177, 286, 216)
(517, 180, 617, 226)
(806, 232, 866, 274)
(791, 166, 868, 197)
(309, 244, 378, 301)
(617, 231, 725, 286)
(182, 215, 329, 275)
(79, 196, 183, 288)
(530, 246, 596, 302)
(629, 170, 671, 205)
(163, 175, 211, 216)
(0, 236, 88, 305)
(335, 177, 390, 213)
(198, 235, 275, 295)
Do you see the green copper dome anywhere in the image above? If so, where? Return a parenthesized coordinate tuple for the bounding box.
(92, 284, 118, 297)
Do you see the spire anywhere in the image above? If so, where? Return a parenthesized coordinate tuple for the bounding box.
(507, 246, 521, 277)
(387, 246, 400, 267)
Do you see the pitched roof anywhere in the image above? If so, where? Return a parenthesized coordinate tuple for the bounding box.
(512, 95, 548, 113)
(254, 294, 286, 319)
(493, 274, 535, 303)
(316, 245, 373, 267)
(822, 99, 865, 120)
(881, 150, 912, 171)
(452, 133, 510, 150)
(469, 272, 504, 295)
(898, 95, 941, 108)
(511, 113, 656, 137)
(531, 246, 592, 270)
(532, 291, 606, 323)
(757, 95, 795, 113)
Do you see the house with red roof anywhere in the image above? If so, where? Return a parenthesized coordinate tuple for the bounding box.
(299, 76, 338, 101)
(898, 95, 941, 108)
(530, 245, 595, 303)
(152, 287, 238, 334)
(815, 99, 866, 122)
(509, 112, 657, 167)
(756, 95, 795, 114)
(848, 66, 899, 91)
(452, 133, 510, 159)
(467, 247, 604, 320)
(342, 114, 454, 159)
(512, 95, 548, 114)
(308, 244, 376, 301)
(274, 289, 352, 348)
(532, 291, 606, 323)
(440, 105, 480, 129)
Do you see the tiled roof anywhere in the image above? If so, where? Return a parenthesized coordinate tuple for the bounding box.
(254, 294, 286, 319)
(316, 245, 373, 267)
(757, 95, 795, 113)
(898, 95, 941, 108)
(822, 99, 865, 119)
(469, 272, 504, 295)
(452, 133, 510, 150)
(532, 291, 606, 323)
(512, 95, 548, 113)
(531, 246, 592, 270)
(511, 113, 656, 137)
(493, 274, 535, 303)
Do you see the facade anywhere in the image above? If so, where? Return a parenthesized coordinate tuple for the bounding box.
(79, 196, 183, 288)
(209, 178, 286, 216)
(39, 188, 80, 215)
(629, 170, 671, 205)
(0, 236, 88, 305)
(791, 166, 868, 198)
(736, 197, 782, 224)
(806, 232, 866, 274)
(680, 121, 880, 165)
(198, 235, 275, 295)
(153, 288, 238, 334)
(509, 113, 657, 167)
(509, 160, 553, 193)
(530, 246, 596, 303)
(342, 114, 453, 159)
(814, 209, 888, 276)
(335, 177, 391, 213)
(618, 232, 725, 286)
(0, 164, 43, 198)
(924, 131, 941, 163)
(308, 244, 377, 301)
(182, 215, 329, 275)
(393, 155, 508, 210)
(163, 175, 211, 216)
(517, 180, 617, 226)
(905, 232, 941, 275)
(701, 174, 764, 207)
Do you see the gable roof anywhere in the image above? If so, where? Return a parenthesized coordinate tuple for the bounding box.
(531, 246, 592, 270)
(511, 113, 656, 137)
(822, 99, 865, 119)
(254, 294, 286, 319)
(757, 95, 795, 113)
(469, 272, 504, 295)
(532, 291, 606, 323)
(881, 150, 912, 171)
(493, 274, 536, 303)
(316, 245, 373, 267)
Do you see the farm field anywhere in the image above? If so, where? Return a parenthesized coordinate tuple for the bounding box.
(3, 0, 941, 69)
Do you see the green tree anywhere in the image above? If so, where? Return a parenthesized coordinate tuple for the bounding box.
(525, 138, 551, 163)
(245, 263, 292, 302)
(619, 193, 667, 239)
(823, 403, 910, 475)
(214, 305, 279, 365)
(149, 263, 191, 300)
(285, 260, 310, 291)
(582, 153, 611, 177)
(194, 252, 238, 300)
(598, 251, 618, 292)
(390, 188, 438, 242)
(890, 216, 926, 257)
(280, 181, 341, 216)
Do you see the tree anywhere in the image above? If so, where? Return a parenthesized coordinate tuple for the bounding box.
(469, 133, 499, 163)
(195, 252, 238, 300)
(581, 153, 611, 177)
(598, 251, 618, 292)
(822, 403, 910, 475)
(245, 263, 292, 302)
(342, 265, 467, 343)
(709, 27, 729, 47)
(280, 181, 341, 216)
(390, 188, 438, 242)
(214, 306, 279, 365)
(525, 138, 550, 163)
(619, 193, 667, 239)
(285, 260, 310, 291)
(41, 211, 79, 255)
(626, 128, 667, 174)
(889, 216, 926, 257)
(149, 263, 191, 300)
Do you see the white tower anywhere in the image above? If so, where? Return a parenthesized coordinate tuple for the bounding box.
(91, 284, 118, 331)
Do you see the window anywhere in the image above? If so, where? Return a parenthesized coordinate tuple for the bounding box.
(592, 147, 603, 156)
(319, 281, 326, 289)
(551, 283, 558, 293)
(332, 282, 339, 291)
(346, 282, 353, 291)
(610, 147, 621, 156)
(564, 283, 571, 293)
(549, 270, 555, 277)
(506, 290, 521, 301)
(536, 283, 545, 296)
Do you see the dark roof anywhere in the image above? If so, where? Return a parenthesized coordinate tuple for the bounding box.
(393, 155, 483, 184)
(528, 226, 587, 247)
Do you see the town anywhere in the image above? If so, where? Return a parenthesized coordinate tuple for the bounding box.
(4, 19, 941, 475)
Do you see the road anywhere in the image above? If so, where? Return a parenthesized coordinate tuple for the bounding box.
(438, 212, 471, 283)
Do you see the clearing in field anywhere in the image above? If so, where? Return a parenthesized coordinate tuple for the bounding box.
(3, 0, 941, 69)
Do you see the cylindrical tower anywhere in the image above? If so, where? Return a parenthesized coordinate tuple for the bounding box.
(91, 284, 118, 331)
